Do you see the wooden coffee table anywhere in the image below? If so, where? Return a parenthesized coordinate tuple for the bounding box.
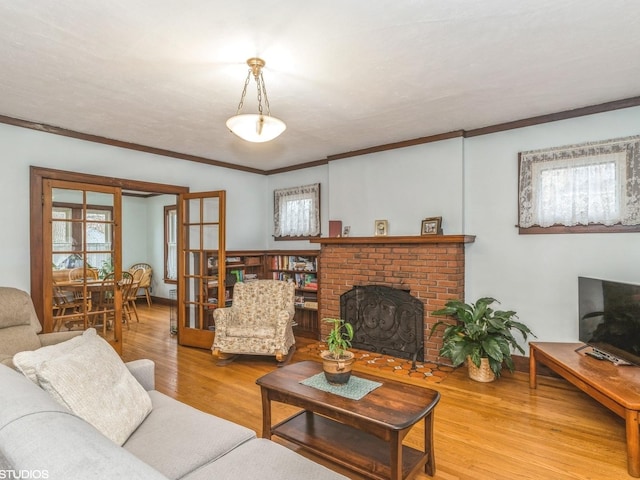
(256, 360, 440, 480)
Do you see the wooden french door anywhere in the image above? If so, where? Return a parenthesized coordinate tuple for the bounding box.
(44, 180, 123, 353)
(177, 191, 226, 348)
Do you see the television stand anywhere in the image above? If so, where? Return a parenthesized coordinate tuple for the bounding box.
(530, 342, 640, 477)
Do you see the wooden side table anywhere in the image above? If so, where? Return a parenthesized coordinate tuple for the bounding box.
(530, 342, 640, 477)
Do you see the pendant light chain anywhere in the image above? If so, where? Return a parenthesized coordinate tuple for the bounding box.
(258, 72, 272, 117)
(226, 57, 286, 143)
(255, 71, 264, 116)
(235, 65, 272, 117)
(235, 70, 252, 115)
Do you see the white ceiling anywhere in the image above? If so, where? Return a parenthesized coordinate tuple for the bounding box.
(1, 1, 639, 172)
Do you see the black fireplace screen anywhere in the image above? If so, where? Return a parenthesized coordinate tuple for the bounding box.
(340, 285, 424, 362)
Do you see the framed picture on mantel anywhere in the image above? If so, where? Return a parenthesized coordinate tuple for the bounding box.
(421, 217, 442, 235)
(374, 220, 388, 236)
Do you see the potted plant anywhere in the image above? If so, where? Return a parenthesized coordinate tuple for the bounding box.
(430, 297, 535, 382)
(320, 318, 355, 385)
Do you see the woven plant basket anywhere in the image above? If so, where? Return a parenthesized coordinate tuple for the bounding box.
(466, 356, 496, 383)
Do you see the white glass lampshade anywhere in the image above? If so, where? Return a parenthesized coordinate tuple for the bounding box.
(226, 114, 286, 143)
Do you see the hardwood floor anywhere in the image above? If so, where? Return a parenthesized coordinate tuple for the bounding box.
(122, 303, 631, 479)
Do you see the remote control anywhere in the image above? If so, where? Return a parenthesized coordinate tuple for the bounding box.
(586, 351, 605, 360)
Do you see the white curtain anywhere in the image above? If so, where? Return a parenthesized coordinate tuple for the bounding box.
(274, 183, 320, 237)
(519, 136, 640, 228)
(167, 244, 177, 280)
(166, 209, 177, 280)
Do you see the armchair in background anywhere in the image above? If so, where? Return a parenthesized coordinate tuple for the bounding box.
(0, 287, 82, 368)
(211, 280, 296, 366)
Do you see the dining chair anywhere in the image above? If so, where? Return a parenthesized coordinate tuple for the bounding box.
(90, 273, 115, 336)
(125, 268, 144, 324)
(52, 281, 85, 331)
(68, 267, 99, 312)
(68, 267, 98, 281)
(120, 271, 137, 329)
(128, 263, 153, 307)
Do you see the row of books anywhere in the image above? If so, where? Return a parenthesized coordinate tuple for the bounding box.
(270, 255, 317, 272)
(271, 271, 317, 290)
(227, 270, 259, 283)
(294, 295, 318, 310)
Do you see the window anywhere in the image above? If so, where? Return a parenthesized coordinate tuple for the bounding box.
(518, 135, 640, 233)
(274, 183, 321, 238)
(85, 208, 112, 269)
(52, 204, 112, 269)
(164, 205, 177, 282)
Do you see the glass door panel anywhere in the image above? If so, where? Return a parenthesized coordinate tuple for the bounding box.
(46, 180, 122, 351)
(178, 191, 225, 348)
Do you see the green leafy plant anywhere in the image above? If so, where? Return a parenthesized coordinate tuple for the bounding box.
(98, 258, 114, 279)
(430, 297, 535, 378)
(323, 318, 354, 359)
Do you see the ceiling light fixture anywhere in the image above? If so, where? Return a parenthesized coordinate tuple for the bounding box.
(226, 57, 286, 143)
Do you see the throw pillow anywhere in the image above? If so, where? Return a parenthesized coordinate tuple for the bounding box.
(17, 328, 152, 445)
(13, 329, 90, 384)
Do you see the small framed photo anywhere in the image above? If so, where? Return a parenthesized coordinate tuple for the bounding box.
(374, 220, 388, 236)
(343, 226, 351, 237)
(421, 217, 442, 235)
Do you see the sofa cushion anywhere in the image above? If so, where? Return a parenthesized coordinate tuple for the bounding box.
(0, 410, 168, 480)
(124, 390, 256, 479)
(0, 363, 166, 479)
(0, 324, 41, 359)
(15, 329, 152, 445)
(226, 325, 275, 338)
(0, 450, 11, 471)
(0, 363, 69, 431)
(182, 438, 348, 480)
(0, 287, 35, 329)
(13, 329, 89, 383)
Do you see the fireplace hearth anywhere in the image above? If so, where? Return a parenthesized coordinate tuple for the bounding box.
(312, 235, 474, 363)
(340, 285, 424, 364)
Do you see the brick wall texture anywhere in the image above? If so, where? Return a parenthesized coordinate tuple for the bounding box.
(318, 243, 466, 363)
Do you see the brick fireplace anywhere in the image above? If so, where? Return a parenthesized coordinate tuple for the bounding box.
(310, 235, 475, 363)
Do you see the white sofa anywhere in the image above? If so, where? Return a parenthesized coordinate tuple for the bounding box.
(0, 341, 347, 480)
(0, 287, 82, 368)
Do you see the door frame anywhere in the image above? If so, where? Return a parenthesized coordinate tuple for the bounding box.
(177, 191, 226, 349)
(45, 179, 123, 348)
(30, 166, 189, 326)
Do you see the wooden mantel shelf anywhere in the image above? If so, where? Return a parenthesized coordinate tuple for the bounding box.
(309, 235, 475, 245)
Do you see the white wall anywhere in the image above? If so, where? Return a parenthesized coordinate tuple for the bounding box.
(2, 105, 639, 348)
(327, 137, 464, 236)
(143, 194, 176, 300)
(121, 196, 149, 269)
(464, 106, 640, 346)
(0, 122, 266, 293)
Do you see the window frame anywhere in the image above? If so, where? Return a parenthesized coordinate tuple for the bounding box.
(164, 205, 177, 283)
(518, 135, 640, 234)
(52, 202, 113, 269)
(273, 183, 321, 241)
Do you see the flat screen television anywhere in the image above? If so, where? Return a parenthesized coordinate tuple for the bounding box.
(578, 276, 640, 366)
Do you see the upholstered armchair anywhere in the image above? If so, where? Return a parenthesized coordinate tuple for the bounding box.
(211, 280, 296, 366)
(0, 287, 82, 368)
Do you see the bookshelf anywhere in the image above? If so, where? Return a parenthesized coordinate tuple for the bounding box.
(204, 251, 265, 325)
(202, 250, 320, 339)
(267, 250, 320, 339)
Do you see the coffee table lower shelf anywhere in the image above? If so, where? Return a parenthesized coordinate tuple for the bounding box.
(272, 410, 427, 480)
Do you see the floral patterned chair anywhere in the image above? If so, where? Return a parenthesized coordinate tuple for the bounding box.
(211, 280, 296, 366)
